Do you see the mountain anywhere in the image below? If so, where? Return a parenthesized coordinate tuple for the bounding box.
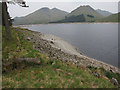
(13, 7, 68, 25)
(65, 5, 104, 22)
(13, 6, 118, 24)
(96, 9, 112, 17)
(97, 12, 120, 22)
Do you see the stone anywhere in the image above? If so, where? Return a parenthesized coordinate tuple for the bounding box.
(27, 37, 31, 41)
(50, 41, 54, 44)
(110, 69, 114, 73)
(110, 78, 119, 85)
(93, 72, 100, 78)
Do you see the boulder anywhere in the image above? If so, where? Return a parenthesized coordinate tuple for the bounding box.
(50, 41, 54, 44)
(27, 37, 31, 41)
(93, 72, 100, 78)
(110, 78, 119, 85)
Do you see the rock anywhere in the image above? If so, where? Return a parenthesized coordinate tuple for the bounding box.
(110, 69, 114, 73)
(50, 41, 54, 44)
(80, 52, 82, 55)
(110, 78, 119, 85)
(52, 62, 55, 65)
(93, 72, 100, 78)
(27, 37, 31, 41)
(58, 49, 61, 51)
(109, 67, 115, 73)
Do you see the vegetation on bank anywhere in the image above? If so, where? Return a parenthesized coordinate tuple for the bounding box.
(2, 27, 120, 88)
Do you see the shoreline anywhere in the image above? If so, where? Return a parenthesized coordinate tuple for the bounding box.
(13, 22, 119, 27)
(18, 27, 120, 74)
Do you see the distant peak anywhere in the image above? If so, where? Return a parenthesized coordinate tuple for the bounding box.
(80, 5, 91, 7)
(52, 8, 58, 10)
(97, 9, 103, 11)
(40, 7, 50, 11)
(78, 5, 94, 10)
(52, 8, 60, 11)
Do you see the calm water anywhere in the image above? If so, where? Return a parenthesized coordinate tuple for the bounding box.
(24, 23, 118, 67)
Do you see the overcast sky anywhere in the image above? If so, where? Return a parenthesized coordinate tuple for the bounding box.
(8, 0, 120, 18)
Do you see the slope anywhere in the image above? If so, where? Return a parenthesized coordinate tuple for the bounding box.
(66, 5, 104, 22)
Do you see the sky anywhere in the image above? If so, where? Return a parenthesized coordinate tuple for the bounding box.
(8, 0, 120, 18)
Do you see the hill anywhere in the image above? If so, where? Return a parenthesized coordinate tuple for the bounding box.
(96, 9, 112, 17)
(66, 5, 104, 22)
(97, 12, 120, 22)
(13, 7, 68, 25)
(52, 5, 104, 23)
(13, 6, 119, 24)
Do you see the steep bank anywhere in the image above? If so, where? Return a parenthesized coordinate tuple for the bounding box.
(17, 27, 120, 74)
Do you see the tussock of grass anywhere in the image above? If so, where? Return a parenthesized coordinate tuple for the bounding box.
(2, 27, 117, 88)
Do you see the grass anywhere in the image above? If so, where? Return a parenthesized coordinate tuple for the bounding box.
(2, 27, 49, 72)
(2, 27, 118, 88)
(3, 60, 116, 88)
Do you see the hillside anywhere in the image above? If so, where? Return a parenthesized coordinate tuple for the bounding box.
(13, 7, 68, 25)
(51, 14, 86, 23)
(66, 5, 104, 22)
(2, 27, 120, 88)
(96, 9, 112, 17)
(97, 12, 120, 22)
(52, 5, 104, 23)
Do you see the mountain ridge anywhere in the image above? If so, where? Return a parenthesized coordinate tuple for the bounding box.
(13, 7, 68, 25)
(51, 5, 104, 23)
(67, 5, 104, 19)
(13, 6, 119, 25)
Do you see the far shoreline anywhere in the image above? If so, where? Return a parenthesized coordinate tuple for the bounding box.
(13, 22, 119, 27)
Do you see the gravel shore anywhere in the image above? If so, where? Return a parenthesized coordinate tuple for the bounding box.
(19, 28, 120, 73)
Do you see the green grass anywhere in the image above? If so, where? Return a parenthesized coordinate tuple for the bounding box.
(2, 27, 118, 88)
(3, 60, 116, 88)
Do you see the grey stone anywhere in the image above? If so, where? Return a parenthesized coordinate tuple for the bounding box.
(50, 41, 54, 44)
(27, 37, 31, 41)
(93, 72, 100, 78)
(111, 78, 119, 85)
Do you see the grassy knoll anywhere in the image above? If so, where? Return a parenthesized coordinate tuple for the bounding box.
(2, 27, 118, 88)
